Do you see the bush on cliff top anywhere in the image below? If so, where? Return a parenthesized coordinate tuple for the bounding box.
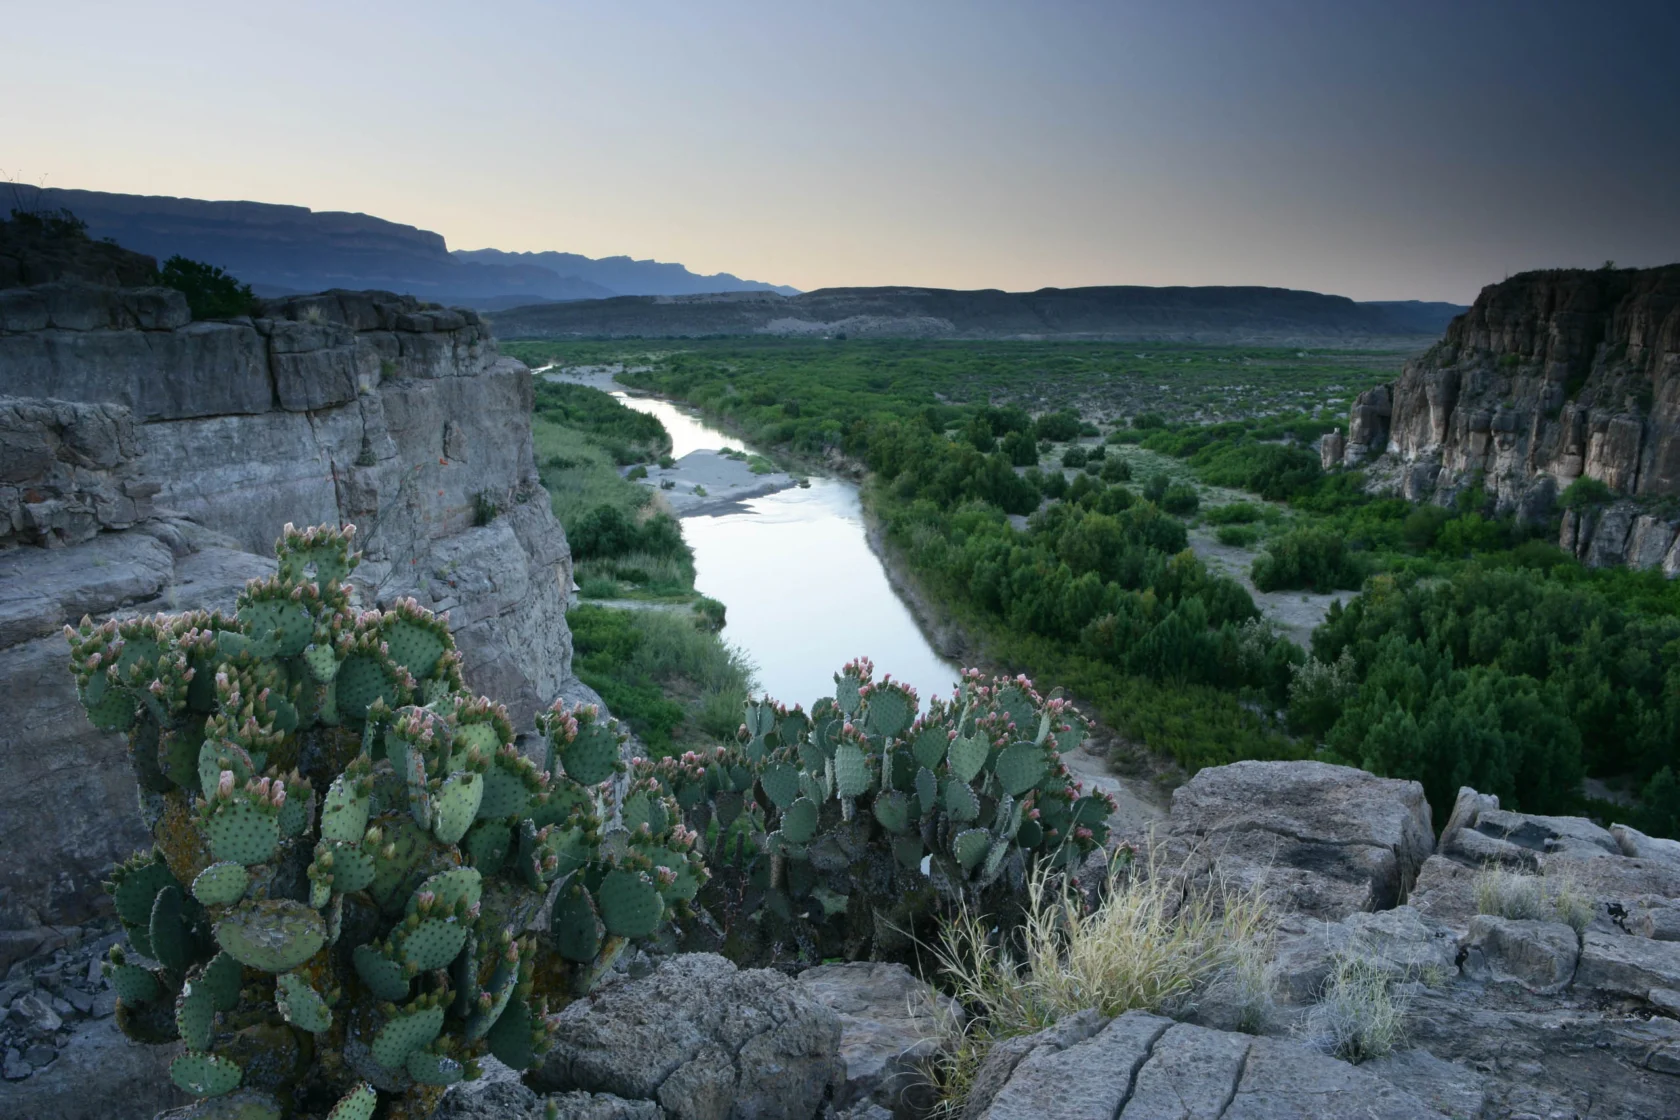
(155, 255, 258, 320)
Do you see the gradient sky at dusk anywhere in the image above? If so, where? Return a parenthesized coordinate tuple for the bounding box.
(5, 1, 1677, 302)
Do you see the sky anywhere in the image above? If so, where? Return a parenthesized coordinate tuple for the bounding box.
(4, 1, 1677, 302)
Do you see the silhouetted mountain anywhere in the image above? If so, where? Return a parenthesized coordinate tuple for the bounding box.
(1, 186, 792, 307)
(1361, 300, 1471, 335)
(453, 248, 798, 298)
(489, 285, 1461, 347)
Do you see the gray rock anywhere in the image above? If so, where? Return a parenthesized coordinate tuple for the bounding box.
(1122, 1021, 1250, 1119)
(799, 961, 961, 1118)
(979, 1011, 1172, 1120)
(0, 1016, 183, 1120)
(961, 1009, 1107, 1120)
(1611, 822, 1680, 869)
(1575, 929, 1680, 1002)
(1221, 1038, 1443, 1119)
(1167, 761, 1434, 919)
(1405, 854, 1482, 927)
(1462, 915, 1579, 993)
(532, 953, 843, 1120)
(1359, 1049, 1489, 1120)
(23, 1042, 55, 1067)
(11, 992, 62, 1033)
(4, 1047, 29, 1080)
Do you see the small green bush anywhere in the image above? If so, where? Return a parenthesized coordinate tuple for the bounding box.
(1560, 476, 1613, 510)
(1061, 446, 1088, 468)
(1216, 524, 1259, 548)
(1251, 528, 1364, 592)
(155, 256, 257, 319)
(1160, 482, 1199, 515)
(627, 465, 649, 480)
(1100, 457, 1132, 483)
(1206, 502, 1262, 525)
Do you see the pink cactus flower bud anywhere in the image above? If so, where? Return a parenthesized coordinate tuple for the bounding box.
(217, 770, 235, 799)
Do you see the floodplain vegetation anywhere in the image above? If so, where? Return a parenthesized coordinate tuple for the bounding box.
(512, 338, 1680, 839)
(529, 378, 753, 756)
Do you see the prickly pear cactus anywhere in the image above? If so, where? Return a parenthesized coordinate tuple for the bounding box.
(66, 523, 704, 1120)
(647, 657, 1116, 964)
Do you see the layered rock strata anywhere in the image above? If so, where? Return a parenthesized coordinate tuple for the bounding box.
(0, 277, 576, 934)
(1332, 265, 1680, 570)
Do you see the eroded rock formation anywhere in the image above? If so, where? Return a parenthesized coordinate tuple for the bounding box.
(0, 269, 577, 935)
(1335, 265, 1680, 571)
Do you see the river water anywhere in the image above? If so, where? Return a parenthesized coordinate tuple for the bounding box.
(610, 393, 961, 710)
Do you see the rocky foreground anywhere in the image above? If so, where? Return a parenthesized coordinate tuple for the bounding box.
(5, 761, 1675, 1119)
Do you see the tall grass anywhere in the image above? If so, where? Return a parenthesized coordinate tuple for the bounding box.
(924, 849, 1274, 1114)
(1301, 954, 1409, 1063)
(1473, 865, 1593, 933)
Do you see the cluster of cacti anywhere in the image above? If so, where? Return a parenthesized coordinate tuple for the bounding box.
(67, 524, 703, 1120)
(640, 658, 1117, 963)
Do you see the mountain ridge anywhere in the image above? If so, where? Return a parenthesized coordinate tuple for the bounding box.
(487, 283, 1467, 346)
(1, 185, 793, 307)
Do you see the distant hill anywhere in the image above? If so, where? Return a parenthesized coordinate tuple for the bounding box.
(454, 248, 799, 298)
(488, 285, 1467, 347)
(1361, 300, 1471, 335)
(1, 185, 794, 307)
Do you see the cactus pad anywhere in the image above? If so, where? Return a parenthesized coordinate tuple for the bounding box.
(781, 797, 819, 844)
(319, 772, 371, 843)
(1071, 795, 1110, 825)
(111, 962, 161, 1004)
(947, 734, 988, 783)
(352, 943, 410, 1001)
(944, 778, 980, 823)
(382, 618, 448, 681)
(208, 798, 281, 867)
(551, 886, 603, 963)
(915, 766, 938, 816)
(239, 600, 313, 659)
(405, 1048, 465, 1086)
(302, 644, 340, 683)
(394, 917, 468, 971)
(893, 835, 925, 870)
(952, 828, 991, 872)
(759, 761, 800, 809)
(464, 819, 512, 873)
(872, 790, 912, 833)
(475, 758, 532, 820)
(994, 743, 1048, 797)
(410, 867, 482, 915)
(1017, 818, 1044, 848)
(277, 971, 332, 1033)
(865, 687, 913, 739)
(171, 1051, 243, 1097)
(370, 1004, 445, 1069)
(215, 899, 326, 972)
(834, 742, 870, 798)
(176, 974, 217, 1050)
(559, 724, 619, 786)
(433, 771, 483, 844)
(597, 869, 664, 938)
(484, 996, 539, 1070)
(192, 862, 250, 907)
(335, 653, 404, 721)
(325, 1083, 377, 1120)
(150, 885, 196, 972)
(177, 1089, 284, 1120)
(324, 840, 377, 894)
(983, 834, 1010, 879)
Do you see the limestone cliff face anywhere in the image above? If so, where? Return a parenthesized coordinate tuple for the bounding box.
(0, 281, 576, 931)
(1336, 265, 1680, 571)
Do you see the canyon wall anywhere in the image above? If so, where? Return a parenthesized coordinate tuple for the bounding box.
(0, 271, 579, 939)
(1331, 265, 1680, 570)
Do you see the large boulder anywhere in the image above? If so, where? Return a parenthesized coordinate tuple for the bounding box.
(966, 1011, 1444, 1120)
(1167, 761, 1434, 919)
(531, 954, 843, 1120)
(799, 961, 960, 1118)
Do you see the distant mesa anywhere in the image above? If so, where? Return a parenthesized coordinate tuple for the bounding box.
(488, 284, 1470, 347)
(0, 185, 797, 309)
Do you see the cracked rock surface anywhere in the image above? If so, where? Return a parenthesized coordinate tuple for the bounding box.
(531, 953, 843, 1120)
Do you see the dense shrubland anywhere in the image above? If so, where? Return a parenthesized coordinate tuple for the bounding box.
(510, 340, 1677, 835)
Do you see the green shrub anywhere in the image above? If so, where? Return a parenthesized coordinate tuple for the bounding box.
(1560, 476, 1614, 510)
(1033, 410, 1083, 442)
(1206, 502, 1262, 525)
(1251, 529, 1364, 592)
(155, 256, 256, 319)
(1100, 457, 1132, 483)
(471, 490, 500, 526)
(1160, 482, 1199, 516)
(1216, 524, 1259, 548)
(1061, 446, 1088, 468)
(692, 596, 727, 631)
(627, 464, 649, 480)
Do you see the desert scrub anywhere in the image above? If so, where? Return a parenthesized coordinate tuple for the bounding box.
(1473, 865, 1593, 932)
(1216, 524, 1259, 547)
(1302, 954, 1410, 1063)
(925, 852, 1274, 1113)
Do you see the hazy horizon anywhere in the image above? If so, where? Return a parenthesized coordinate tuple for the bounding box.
(5, 1, 1677, 303)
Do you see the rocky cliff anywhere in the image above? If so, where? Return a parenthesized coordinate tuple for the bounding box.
(0, 255, 581, 937)
(1331, 265, 1680, 571)
(489, 284, 1462, 346)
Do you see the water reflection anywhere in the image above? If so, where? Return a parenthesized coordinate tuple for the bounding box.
(610, 389, 959, 707)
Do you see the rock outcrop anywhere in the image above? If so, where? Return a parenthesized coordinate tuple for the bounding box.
(1335, 264, 1680, 570)
(0, 271, 578, 934)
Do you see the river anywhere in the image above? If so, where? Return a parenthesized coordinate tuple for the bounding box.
(608, 393, 962, 710)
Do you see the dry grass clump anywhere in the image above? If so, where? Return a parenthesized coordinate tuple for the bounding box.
(923, 847, 1275, 1114)
(1301, 953, 1410, 1063)
(1473, 864, 1593, 933)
